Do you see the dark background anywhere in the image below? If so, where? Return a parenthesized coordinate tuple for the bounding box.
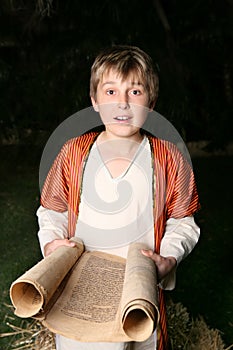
(0, 0, 232, 149)
(0, 1, 233, 348)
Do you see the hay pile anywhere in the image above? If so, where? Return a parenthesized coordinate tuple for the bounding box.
(1, 301, 232, 350)
(167, 299, 233, 350)
(0, 308, 55, 350)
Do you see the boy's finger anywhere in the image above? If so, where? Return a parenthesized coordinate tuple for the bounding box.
(141, 249, 154, 257)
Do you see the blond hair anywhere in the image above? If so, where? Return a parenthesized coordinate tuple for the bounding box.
(90, 45, 159, 108)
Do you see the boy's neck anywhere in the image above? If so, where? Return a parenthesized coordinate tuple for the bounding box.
(96, 131, 145, 179)
(97, 130, 144, 144)
(97, 131, 144, 158)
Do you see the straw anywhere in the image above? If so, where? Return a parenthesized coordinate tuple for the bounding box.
(1, 301, 232, 349)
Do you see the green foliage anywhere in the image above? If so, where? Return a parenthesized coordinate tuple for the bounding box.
(0, 145, 42, 348)
(173, 156, 233, 346)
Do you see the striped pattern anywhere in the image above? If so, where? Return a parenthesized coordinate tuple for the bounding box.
(41, 132, 200, 350)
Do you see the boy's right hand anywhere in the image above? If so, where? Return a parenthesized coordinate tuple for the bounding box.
(44, 239, 76, 257)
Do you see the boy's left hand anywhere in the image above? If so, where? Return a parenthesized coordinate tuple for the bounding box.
(141, 249, 177, 282)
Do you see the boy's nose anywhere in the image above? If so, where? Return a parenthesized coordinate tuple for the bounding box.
(118, 102, 129, 110)
(118, 93, 129, 109)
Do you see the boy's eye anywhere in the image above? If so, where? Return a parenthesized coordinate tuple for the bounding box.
(106, 90, 115, 95)
(130, 90, 141, 96)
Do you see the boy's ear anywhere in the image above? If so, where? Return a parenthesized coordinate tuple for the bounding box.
(149, 99, 156, 111)
(91, 96, 99, 112)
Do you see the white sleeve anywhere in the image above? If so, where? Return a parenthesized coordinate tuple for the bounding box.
(159, 216, 200, 290)
(36, 205, 69, 256)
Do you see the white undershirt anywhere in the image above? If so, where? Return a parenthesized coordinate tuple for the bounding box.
(75, 137, 154, 258)
(57, 137, 157, 350)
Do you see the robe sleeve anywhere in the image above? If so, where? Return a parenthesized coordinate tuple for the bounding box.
(153, 139, 201, 290)
(37, 206, 69, 256)
(40, 141, 70, 212)
(165, 142, 200, 219)
(159, 216, 200, 290)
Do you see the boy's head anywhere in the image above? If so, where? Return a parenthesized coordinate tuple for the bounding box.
(90, 45, 159, 109)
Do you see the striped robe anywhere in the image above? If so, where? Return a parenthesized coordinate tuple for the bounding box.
(41, 132, 200, 350)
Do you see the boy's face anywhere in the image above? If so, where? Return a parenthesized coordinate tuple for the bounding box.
(91, 69, 151, 141)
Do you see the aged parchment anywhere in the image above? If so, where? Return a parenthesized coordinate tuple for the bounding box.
(10, 239, 159, 342)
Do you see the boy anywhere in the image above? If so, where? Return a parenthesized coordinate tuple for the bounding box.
(37, 45, 200, 350)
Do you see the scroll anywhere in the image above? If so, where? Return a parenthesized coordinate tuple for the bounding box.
(10, 239, 159, 342)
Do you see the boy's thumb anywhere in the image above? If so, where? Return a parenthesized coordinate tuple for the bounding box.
(141, 249, 153, 257)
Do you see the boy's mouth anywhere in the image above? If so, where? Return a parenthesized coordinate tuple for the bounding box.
(113, 115, 132, 122)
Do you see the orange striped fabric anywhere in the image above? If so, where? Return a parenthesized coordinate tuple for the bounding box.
(41, 132, 200, 350)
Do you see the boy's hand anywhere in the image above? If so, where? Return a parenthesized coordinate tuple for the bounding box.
(44, 239, 76, 257)
(141, 249, 177, 282)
